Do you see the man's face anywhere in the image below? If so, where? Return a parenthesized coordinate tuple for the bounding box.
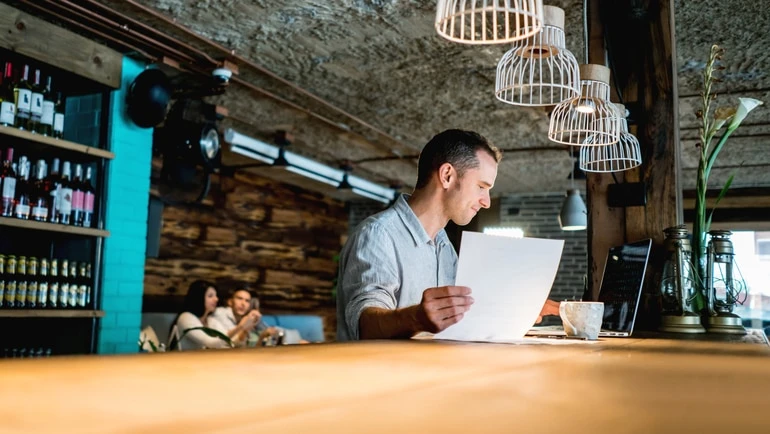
(228, 290, 252, 316)
(445, 150, 497, 226)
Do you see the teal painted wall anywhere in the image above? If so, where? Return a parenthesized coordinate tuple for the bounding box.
(98, 57, 152, 354)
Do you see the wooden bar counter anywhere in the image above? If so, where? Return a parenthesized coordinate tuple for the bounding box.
(1, 334, 769, 433)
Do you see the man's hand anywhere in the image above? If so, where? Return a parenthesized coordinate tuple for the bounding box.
(239, 309, 262, 330)
(535, 299, 560, 324)
(415, 286, 474, 333)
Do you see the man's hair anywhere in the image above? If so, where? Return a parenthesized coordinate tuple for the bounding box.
(228, 288, 254, 300)
(415, 129, 502, 189)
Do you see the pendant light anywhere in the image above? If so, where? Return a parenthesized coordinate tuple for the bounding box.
(495, 6, 580, 106)
(559, 149, 587, 231)
(548, 64, 621, 146)
(580, 103, 642, 172)
(435, 0, 545, 45)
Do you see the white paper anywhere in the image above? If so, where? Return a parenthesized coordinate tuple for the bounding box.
(435, 232, 564, 342)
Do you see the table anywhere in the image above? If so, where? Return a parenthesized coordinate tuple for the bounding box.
(1, 335, 769, 433)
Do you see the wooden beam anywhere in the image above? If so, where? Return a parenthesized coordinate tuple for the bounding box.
(0, 3, 122, 88)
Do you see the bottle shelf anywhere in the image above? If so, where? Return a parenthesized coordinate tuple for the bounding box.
(0, 216, 109, 237)
(0, 125, 114, 160)
(0, 309, 104, 318)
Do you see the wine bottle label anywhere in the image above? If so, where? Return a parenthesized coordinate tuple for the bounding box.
(54, 113, 64, 133)
(30, 93, 43, 116)
(38, 282, 48, 305)
(16, 89, 32, 111)
(84, 192, 95, 212)
(68, 285, 77, 307)
(5, 281, 15, 304)
(59, 283, 69, 306)
(77, 285, 87, 307)
(59, 187, 73, 214)
(27, 281, 38, 303)
(41, 101, 54, 125)
(16, 281, 27, 304)
(72, 190, 85, 210)
(14, 204, 30, 218)
(49, 282, 58, 307)
(0, 281, 4, 307)
(32, 206, 48, 220)
(0, 101, 15, 124)
(1, 177, 15, 199)
(51, 184, 61, 213)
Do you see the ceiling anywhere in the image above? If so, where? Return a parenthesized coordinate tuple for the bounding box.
(24, 1, 770, 199)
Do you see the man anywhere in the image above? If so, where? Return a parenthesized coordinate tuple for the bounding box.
(210, 288, 304, 346)
(337, 129, 558, 341)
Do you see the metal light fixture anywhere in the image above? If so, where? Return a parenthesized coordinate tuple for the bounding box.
(559, 149, 586, 231)
(548, 64, 621, 146)
(495, 6, 580, 106)
(705, 230, 747, 334)
(580, 103, 642, 172)
(435, 0, 545, 45)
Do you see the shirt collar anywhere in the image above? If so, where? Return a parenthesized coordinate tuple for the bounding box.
(394, 194, 450, 247)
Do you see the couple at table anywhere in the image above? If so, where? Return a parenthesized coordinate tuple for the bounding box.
(336, 129, 559, 341)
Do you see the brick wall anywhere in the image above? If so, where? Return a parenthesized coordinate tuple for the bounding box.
(98, 58, 152, 354)
(499, 192, 588, 301)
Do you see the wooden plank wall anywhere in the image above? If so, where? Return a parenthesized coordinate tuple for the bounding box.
(143, 169, 348, 342)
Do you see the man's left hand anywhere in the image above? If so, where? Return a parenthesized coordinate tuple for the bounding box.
(535, 299, 560, 324)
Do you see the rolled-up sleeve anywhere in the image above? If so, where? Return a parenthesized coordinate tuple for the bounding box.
(341, 223, 400, 340)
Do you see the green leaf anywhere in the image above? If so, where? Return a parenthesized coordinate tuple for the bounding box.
(705, 174, 734, 233)
(148, 340, 159, 353)
(180, 326, 235, 348)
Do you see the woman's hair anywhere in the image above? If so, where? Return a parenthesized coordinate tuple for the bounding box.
(169, 280, 218, 348)
(182, 279, 218, 318)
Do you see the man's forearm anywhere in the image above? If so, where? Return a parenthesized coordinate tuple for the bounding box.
(358, 306, 423, 339)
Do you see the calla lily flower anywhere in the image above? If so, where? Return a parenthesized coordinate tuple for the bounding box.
(709, 106, 735, 137)
(727, 97, 763, 131)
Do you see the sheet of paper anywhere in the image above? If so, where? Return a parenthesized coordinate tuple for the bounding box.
(435, 232, 564, 342)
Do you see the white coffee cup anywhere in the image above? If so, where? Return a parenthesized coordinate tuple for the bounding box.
(559, 301, 604, 340)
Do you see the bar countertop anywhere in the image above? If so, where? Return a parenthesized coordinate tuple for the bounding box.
(1, 334, 769, 433)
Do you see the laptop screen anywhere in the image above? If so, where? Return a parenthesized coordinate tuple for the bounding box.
(596, 239, 652, 334)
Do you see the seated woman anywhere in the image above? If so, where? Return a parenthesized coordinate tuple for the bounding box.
(169, 280, 233, 350)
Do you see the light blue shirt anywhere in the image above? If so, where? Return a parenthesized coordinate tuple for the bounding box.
(336, 194, 458, 341)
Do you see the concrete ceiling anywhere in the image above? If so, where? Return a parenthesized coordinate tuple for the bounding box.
(78, 1, 770, 197)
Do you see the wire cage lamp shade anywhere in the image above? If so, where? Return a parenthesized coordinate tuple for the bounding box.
(548, 64, 621, 146)
(435, 0, 544, 45)
(580, 103, 642, 172)
(495, 6, 580, 106)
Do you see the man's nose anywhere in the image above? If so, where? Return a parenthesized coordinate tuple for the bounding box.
(480, 191, 490, 209)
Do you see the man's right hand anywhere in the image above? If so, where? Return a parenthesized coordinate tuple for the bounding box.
(415, 286, 474, 333)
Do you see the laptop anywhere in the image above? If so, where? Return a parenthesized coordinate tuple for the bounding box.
(527, 238, 652, 338)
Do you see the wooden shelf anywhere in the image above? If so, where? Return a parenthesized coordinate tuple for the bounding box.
(0, 309, 105, 318)
(0, 125, 114, 159)
(0, 217, 110, 237)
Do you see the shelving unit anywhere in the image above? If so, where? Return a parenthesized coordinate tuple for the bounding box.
(0, 125, 115, 160)
(0, 216, 109, 237)
(0, 309, 105, 318)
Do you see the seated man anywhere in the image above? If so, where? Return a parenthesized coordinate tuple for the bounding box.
(210, 288, 305, 346)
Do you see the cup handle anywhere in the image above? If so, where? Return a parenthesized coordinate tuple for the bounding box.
(560, 303, 577, 335)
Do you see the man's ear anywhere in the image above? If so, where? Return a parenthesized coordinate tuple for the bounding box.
(438, 162, 455, 189)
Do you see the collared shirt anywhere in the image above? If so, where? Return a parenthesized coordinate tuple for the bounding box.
(336, 194, 457, 341)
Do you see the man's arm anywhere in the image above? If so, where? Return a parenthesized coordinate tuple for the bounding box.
(358, 286, 474, 339)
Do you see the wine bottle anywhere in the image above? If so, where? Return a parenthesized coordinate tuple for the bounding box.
(0, 62, 15, 127)
(13, 157, 30, 220)
(0, 254, 5, 308)
(47, 158, 61, 223)
(81, 166, 96, 228)
(38, 76, 54, 136)
(26, 256, 38, 308)
(52, 92, 64, 139)
(15, 256, 26, 308)
(68, 260, 77, 308)
(77, 261, 87, 308)
(30, 69, 43, 131)
(3, 255, 15, 308)
(13, 64, 32, 130)
(38, 257, 49, 308)
(58, 162, 72, 224)
(58, 258, 69, 308)
(0, 147, 16, 217)
(48, 258, 58, 309)
(31, 160, 48, 222)
(71, 164, 84, 226)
